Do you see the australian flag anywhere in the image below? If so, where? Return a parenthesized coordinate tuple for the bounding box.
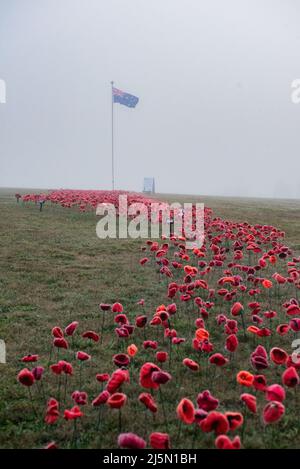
(112, 87, 139, 108)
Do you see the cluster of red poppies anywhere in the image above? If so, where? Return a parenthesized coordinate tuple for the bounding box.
(16, 207, 300, 449)
(21, 189, 159, 213)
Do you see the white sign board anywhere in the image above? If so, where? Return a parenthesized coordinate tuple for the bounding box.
(143, 177, 155, 193)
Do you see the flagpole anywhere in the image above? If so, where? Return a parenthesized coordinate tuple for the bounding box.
(111, 80, 115, 190)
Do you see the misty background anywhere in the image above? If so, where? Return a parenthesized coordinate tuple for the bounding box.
(0, 0, 300, 198)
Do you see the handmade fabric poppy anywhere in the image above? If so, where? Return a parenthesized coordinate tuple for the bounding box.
(65, 321, 79, 336)
(139, 362, 161, 389)
(262, 279, 273, 289)
(107, 392, 127, 409)
(200, 411, 229, 435)
(127, 344, 138, 357)
(231, 302, 244, 316)
(236, 371, 254, 387)
(59, 360, 73, 375)
(209, 353, 228, 366)
(53, 337, 68, 349)
(113, 353, 130, 368)
(72, 390, 88, 406)
(251, 345, 268, 370)
(263, 401, 285, 424)
(143, 340, 158, 350)
(215, 435, 241, 450)
(44, 441, 58, 449)
(106, 369, 129, 393)
(156, 351, 168, 363)
(276, 324, 290, 336)
(224, 319, 238, 335)
(176, 398, 195, 424)
(151, 371, 172, 385)
(32, 366, 44, 381)
(253, 374, 267, 391)
(282, 366, 300, 387)
(111, 302, 123, 313)
(240, 393, 257, 413)
(195, 328, 209, 341)
(118, 433, 146, 449)
(82, 330, 100, 342)
(52, 326, 64, 338)
(99, 303, 111, 311)
(21, 354, 39, 363)
(138, 392, 158, 413)
(76, 351, 91, 361)
(266, 384, 286, 402)
(225, 334, 239, 353)
(194, 409, 209, 424)
(289, 318, 300, 332)
(64, 406, 83, 420)
(45, 398, 59, 424)
(150, 432, 171, 449)
(197, 390, 219, 411)
(135, 315, 147, 328)
(166, 303, 177, 315)
(286, 304, 300, 316)
(17, 368, 35, 387)
(270, 347, 288, 366)
(183, 358, 200, 371)
(225, 412, 244, 431)
(92, 390, 110, 406)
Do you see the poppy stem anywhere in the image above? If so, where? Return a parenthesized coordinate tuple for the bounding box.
(118, 408, 122, 433)
(241, 312, 246, 339)
(159, 387, 169, 433)
(96, 407, 102, 430)
(64, 374, 68, 402)
(100, 312, 105, 345)
(28, 387, 38, 417)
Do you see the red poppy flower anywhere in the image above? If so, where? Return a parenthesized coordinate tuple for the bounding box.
(236, 370, 254, 387)
(215, 435, 241, 450)
(140, 257, 149, 265)
(76, 351, 91, 361)
(138, 392, 158, 413)
(251, 345, 268, 370)
(32, 366, 44, 380)
(118, 432, 146, 449)
(82, 331, 99, 342)
(112, 302, 123, 313)
(135, 315, 147, 328)
(253, 374, 267, 391)
(127, 344, 138, 357)
(107, 392, 127, 409)
(262, 279, 273, 289)
(53, 337, 68, 349)
(139, 362, 161, 390)
(156, 351, 168, 363)
(52, 326, 64, 338)
(225, 334, 239, 353)
(143, 340, 158, 350)
(96, 373, 110, 383)
(45, 398, 59, 424)
(17, 368, 35, 387)
(106, 369, 129, 393)
(263, 401, 285, 424)
(92, 390, 110, 406)
(266, 384, 285, 402)
(270, 347, 288, 365)
(282, 366, 300, 387)
(183, 358, 200, 371)
(114, 314, 128, 325)
(65, 321, 79, 336)
(99, 303, 111, 311)
(290, 318, 300, 332)
(231, 302, 244, 316)
(176, 398, 195, 424)
(113, 353, 130, 368)
(151, 371, 172, 385)
(286, 304, 300, 316)
(209, 353, 228, 367)
(72, 390, 88, 405)
(64, 406, 83, 420)
(44, 441, 58, 449)
(150, 432, 171, 449)
(21, 354, 39, 363)
(225, 412, 244, 431)
(197, 390, 219, 411)
(200, 411, 229, 435)
(240, 393, 257, 413)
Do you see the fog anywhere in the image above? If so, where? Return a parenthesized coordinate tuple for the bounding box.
(1, 0, 300, 198)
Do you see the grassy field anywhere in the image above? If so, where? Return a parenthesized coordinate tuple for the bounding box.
(0, 188, 300, 449)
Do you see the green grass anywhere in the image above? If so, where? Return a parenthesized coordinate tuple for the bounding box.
(0, 188, 300, 449)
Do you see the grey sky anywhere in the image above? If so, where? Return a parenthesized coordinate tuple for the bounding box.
(1, 0, 300, 198)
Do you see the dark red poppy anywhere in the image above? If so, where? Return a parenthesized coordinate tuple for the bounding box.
(266, 384, 285, 402)
(253, 374, 267, 391)
(270, 347, 288, 365)
(17, 368, 35, 387)
(107, 392, 127, 409)
(92, 390, 110, 406)
(200, 411, 229, 435)
(225, 334, 239, 353)
(138, 392, 157, 413)
(118, 433, 146, 449)
(135, 315, 147, 328)
(240, 393, 257, 413)
(151, 370, 172, 385)
(263, 401, 285, 424)
(150, 432, 171, 449)
(113, 353, 130, 368)
(251, 345, 268, 370)
(139, 362, 161, 389)
(82, 330, 100, 342)
(52, 326, 64, 338)
(112, 302, 123, 313)
(72, 390, 88, 405)
(106, 369, 129, 393)
(282, 366, 300, 387)
(231, 302, 244, 316)
(225, 412, 244, 431)
(76, 351, 91, 361)
(96, 373, 110, 383)
(53, 337, 68, 349)
(45, 398, 59, 424)
(156, 351, 168, 363)
(176, 398, 195, 424)
(209, 353, 228, 366)
(215, 435, 241, 450)
(65, 321, 79, 336)
(143, 340, 158, 350)
(276, 324, 290, 336)
(21, 354, 39, 363)
(183, 358, 200, 371)
(32, 366, 44, 381)
(197, 390, 219, 411)
(64, 406, 83, 420)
